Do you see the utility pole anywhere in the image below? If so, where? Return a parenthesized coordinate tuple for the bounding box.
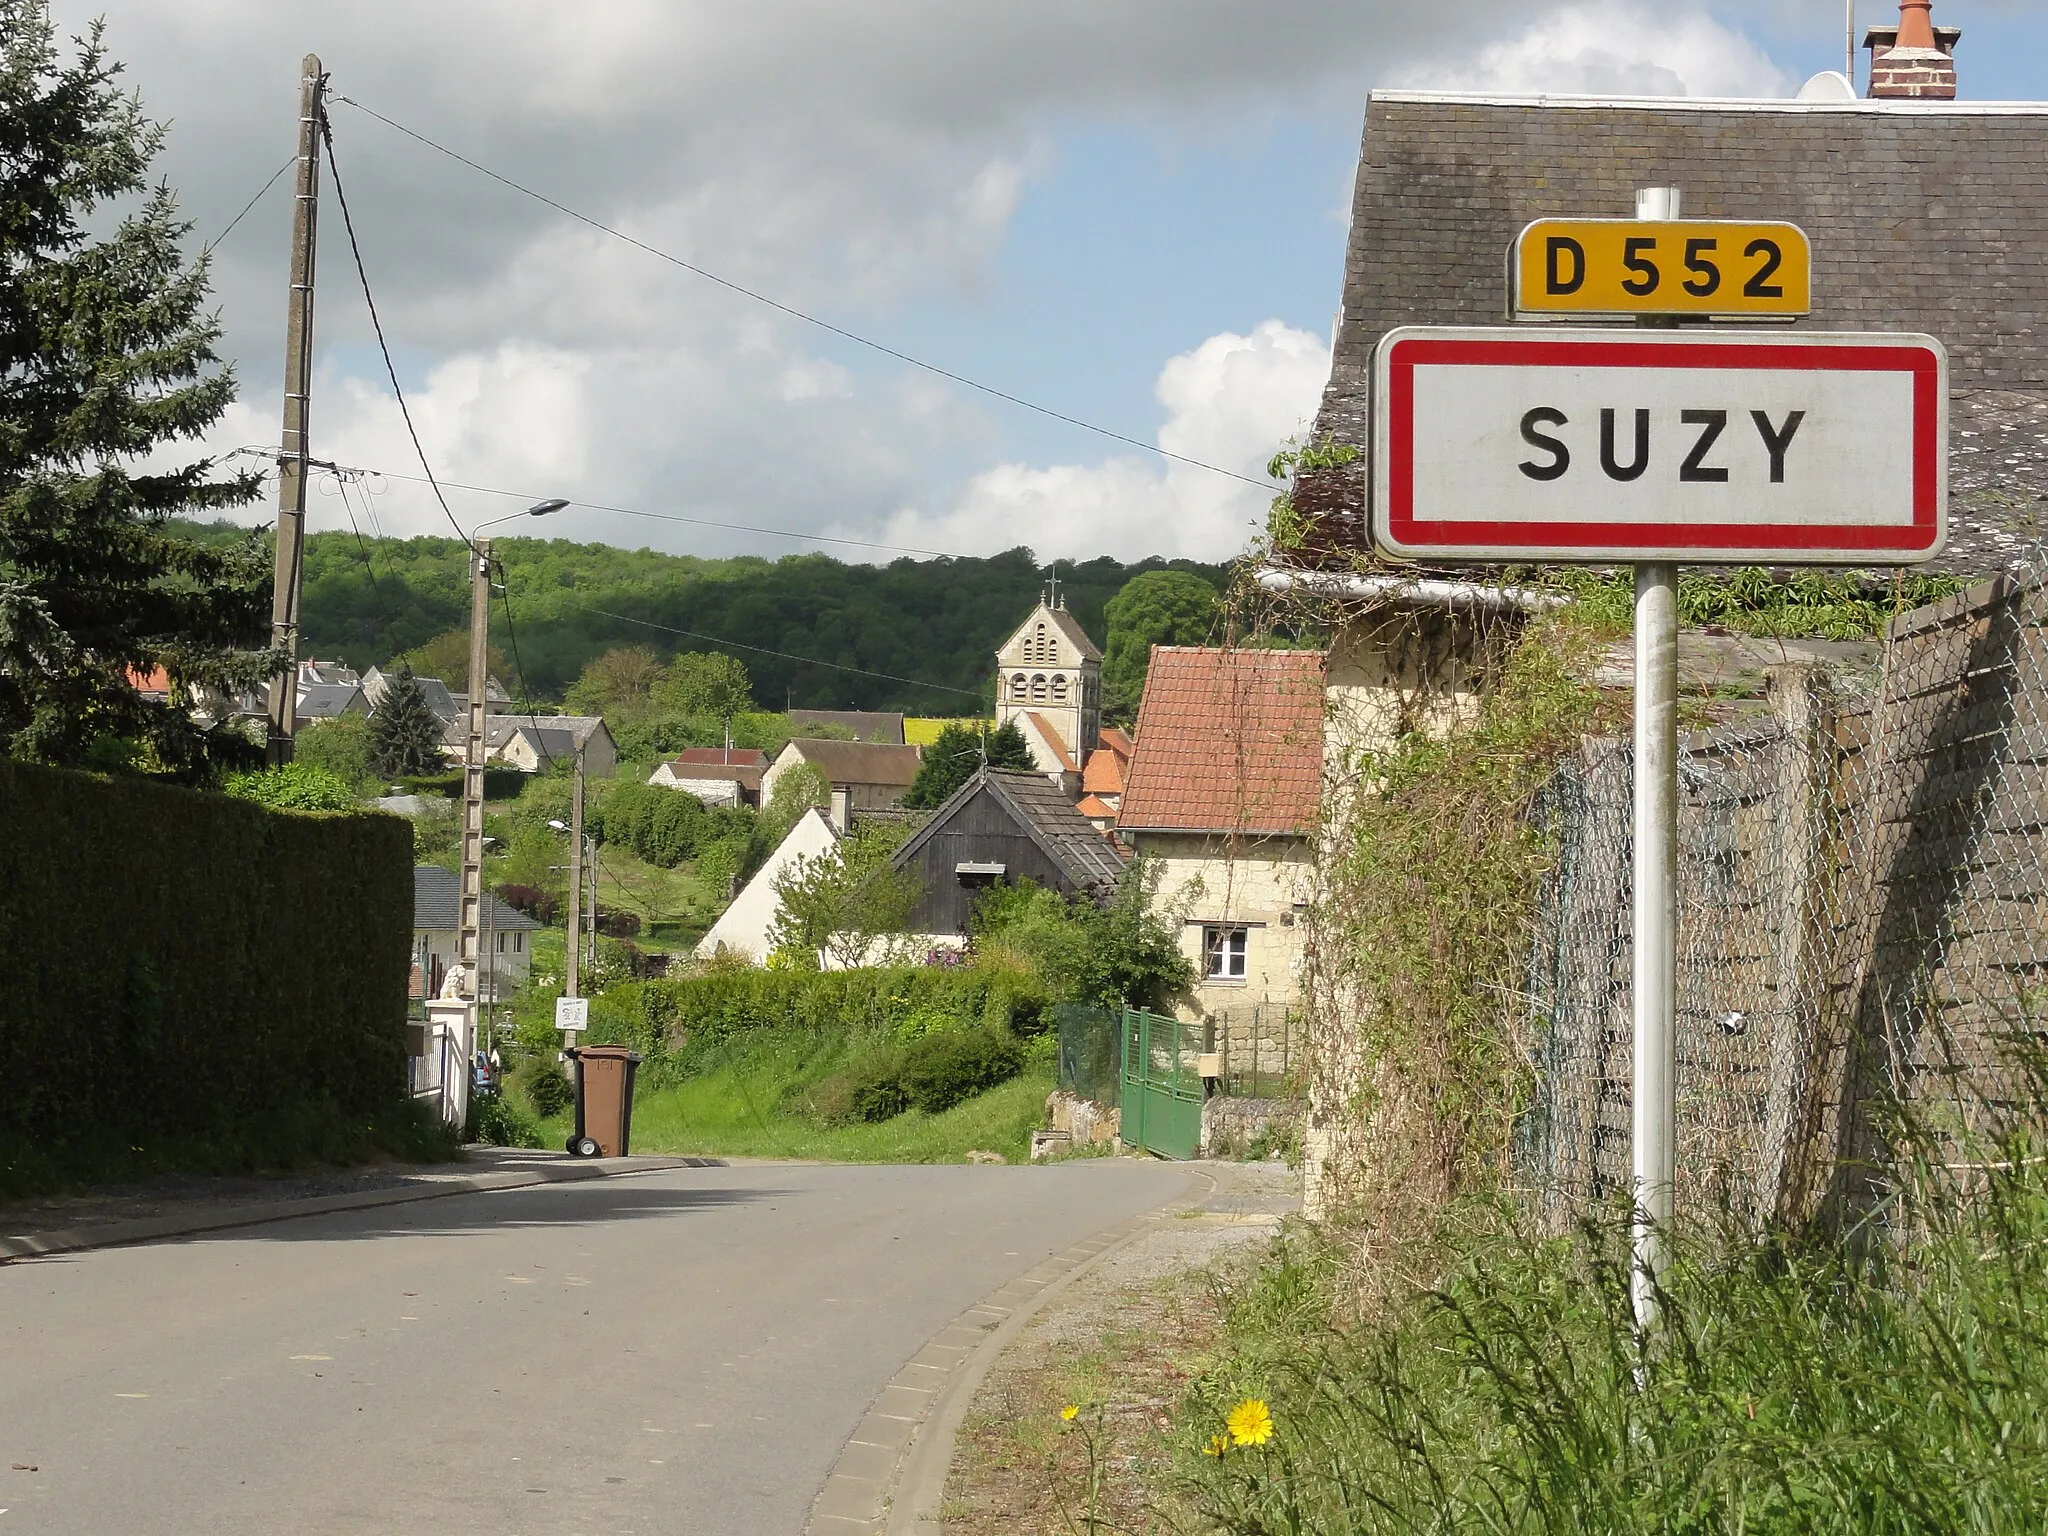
(458, 539, 492, 1007)
(265, 54, 326, 766)
(565, 744, 585, 998)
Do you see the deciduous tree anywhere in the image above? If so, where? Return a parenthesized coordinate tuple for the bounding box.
(1101, 570, 1219, 721)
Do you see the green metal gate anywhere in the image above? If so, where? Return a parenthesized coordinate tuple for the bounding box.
(1119, 1008, 1204, 1159)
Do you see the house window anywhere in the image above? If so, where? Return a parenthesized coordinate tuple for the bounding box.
(515, 932, 524, 954)
(1203, 926, 1249, 982)
(497, 932, 506, 953)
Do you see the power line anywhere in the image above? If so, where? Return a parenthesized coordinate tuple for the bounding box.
(206, 155, 296, 250)
(330, 473, 394, 622)
(330, 93, 1275, 493)
(564, 601, 985, 698)
(318, 110, 477, 553)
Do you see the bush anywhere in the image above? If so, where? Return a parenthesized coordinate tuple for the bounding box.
(466, 1087, 544, 1148)
(221, 761, 359, 811)
(899, 1029, 1025, 1114)
(594, 906, 641, 939)
(610, 964, 1053, 1075)
(497, 883, 559, 925)
(818, 1028, 1025, 1125)
(512, 1054, 574, 1118)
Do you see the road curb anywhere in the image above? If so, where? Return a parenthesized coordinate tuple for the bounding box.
(0, 1155, 717, 1263)
(805, 1167, 1217, 1536)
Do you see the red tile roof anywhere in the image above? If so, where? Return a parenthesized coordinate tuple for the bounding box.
(1116, 647, 1325, 836)
(1081, 741, 1127, 795)
(1075, 793, 1119, 822)
(127, 665, 171, 696)
(1097, 725, 1135, 757)
(671, 748, 770, 771)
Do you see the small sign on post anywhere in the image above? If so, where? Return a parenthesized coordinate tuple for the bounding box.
(555, 995, 589, 1034)
(1510, 219, 1812, 320)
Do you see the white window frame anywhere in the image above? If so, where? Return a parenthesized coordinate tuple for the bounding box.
(1203, 925, 1249, 982)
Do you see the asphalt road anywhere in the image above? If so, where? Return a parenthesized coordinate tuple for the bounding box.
(0, 1159, 1196, 1535)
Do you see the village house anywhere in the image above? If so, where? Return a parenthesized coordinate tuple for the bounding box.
(479, 714, 619, 777)
(889, 768, 1127, 942)
(761, 738, 922, 823)
(1114, 646, 1325, 1020)
(648, 747, 769, 807)
(411, 865, 539, 1005)
(692, 806, 841, 963)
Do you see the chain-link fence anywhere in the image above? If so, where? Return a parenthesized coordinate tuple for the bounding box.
(1518, 562, 2048, 1233)
(1054, 1001, 1120, 1108)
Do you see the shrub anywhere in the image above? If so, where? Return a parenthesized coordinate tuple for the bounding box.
(595, 906, 641, 939)
(899, 1029, 1025, 1115)
(512, 1054, 574, 1118)
(467, 1087, 544, 1148)
(497, 883, 559, 925)
(817, 1028, 1026, 1125)
(221, 761, 358, 811)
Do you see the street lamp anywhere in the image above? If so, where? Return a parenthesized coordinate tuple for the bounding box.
(471, 497, 569, 539)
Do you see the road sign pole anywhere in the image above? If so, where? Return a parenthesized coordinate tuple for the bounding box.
(1632, 559, 1679, 1334)
(1631, 186, 1681, 1338)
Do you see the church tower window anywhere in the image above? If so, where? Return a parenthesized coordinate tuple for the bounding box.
(1030, 674, 1048, 701)
(1051, 675, 1069, 703)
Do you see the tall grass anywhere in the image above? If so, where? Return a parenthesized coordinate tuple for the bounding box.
(1180, 1139, 2048, 1533)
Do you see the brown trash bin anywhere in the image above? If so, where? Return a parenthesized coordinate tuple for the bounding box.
(566, 1045, 643, 1157)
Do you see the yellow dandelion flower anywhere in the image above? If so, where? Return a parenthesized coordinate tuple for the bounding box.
(1203, 1433, 1230, 1458)
(1060, 1404, 1080, 1422)
(1226, 1398, 1274, 1448)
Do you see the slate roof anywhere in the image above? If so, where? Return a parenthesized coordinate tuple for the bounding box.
(483, 714, 608, 750)
(892, 769, 1128, 892)
(657, 760, 765, 793)
(788, 709, 906, 744)
(295, 682, 366, 719)
(1117, 647, 1326, 836)
(412, 865, 539, 933)
(782, 738, 922, 787)
(1297, 91, 2048, 580)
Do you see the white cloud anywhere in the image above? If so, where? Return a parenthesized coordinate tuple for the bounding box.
(1396, 2, 1794, 98)
(874, 320, 1330, 563)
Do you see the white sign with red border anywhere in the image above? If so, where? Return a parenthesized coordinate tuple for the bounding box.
(1371, 326, 1947, 565)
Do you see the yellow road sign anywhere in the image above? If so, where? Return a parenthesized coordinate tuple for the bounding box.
(1511, 219, 1811, 319)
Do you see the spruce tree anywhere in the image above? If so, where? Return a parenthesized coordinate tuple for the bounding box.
(903, 718, 1041, 810)
(0, 5, 277, 778)
(366, 666, 447, 778)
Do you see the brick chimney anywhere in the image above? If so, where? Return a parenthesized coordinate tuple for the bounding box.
(1865, 0, 1959, 100)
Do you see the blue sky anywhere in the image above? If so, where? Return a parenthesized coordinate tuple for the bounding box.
(66, 0, 2048, 564)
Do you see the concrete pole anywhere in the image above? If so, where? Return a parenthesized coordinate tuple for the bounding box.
(1631, 185, 1682, 1337)
(565, 745, 585, 999)
(265, 55, 325, 765)
(457, 539, 491, 1003)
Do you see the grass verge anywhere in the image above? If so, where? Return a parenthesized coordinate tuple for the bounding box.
(569, 1065, 1055, 1164)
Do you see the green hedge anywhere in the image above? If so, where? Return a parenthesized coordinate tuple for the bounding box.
(396, 767, 529, 800)
(0, 759, 413, 1151)
(592, 964, 1051, 1075)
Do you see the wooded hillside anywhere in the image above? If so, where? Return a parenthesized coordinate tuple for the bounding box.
(169, 522, 1228, 713)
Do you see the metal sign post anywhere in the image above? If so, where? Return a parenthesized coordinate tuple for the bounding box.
(1629, 188, 1680, 1339)
(1368, 186, 1949, 1342)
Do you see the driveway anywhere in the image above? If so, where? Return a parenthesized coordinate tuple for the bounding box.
(0, 1159, 1196, 1534)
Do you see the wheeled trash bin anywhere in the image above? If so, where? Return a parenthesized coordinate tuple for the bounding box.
(565, 1044, 643, 1157)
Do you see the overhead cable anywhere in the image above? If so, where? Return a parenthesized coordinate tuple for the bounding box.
(206, 155, 296, 251)
(330, 93, 1276, 493)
